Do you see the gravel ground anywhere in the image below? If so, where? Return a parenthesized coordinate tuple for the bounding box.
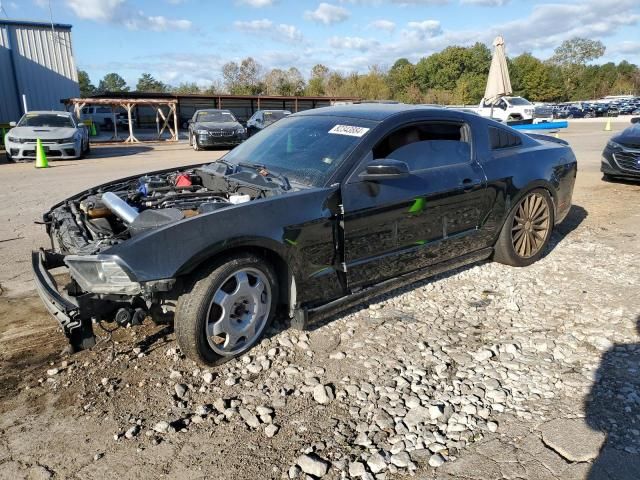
(0, 121, 639, 480)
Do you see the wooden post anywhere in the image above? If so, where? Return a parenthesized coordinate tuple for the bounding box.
(172, 102, 178, 141)
(112, 105, 119, 140)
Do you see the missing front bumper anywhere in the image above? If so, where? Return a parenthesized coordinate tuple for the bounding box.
(31, 249, 96, 351)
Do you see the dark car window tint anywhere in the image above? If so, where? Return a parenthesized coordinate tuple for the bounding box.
(372, 122, 470, 171)
(18, 114, 74, 128)
(196, 111, 236, 123)
(489, 127, 522, 149)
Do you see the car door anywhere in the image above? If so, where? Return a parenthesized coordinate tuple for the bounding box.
(341, 119, 492, 289)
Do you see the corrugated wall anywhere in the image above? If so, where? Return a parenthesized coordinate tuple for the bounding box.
(0, 23, 79, 122)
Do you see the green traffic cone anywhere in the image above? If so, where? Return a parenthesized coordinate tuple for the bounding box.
(35, 138, 49, 168)
(90, 121, 97, 136)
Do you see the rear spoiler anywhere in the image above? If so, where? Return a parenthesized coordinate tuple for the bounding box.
(526, 133, 569, 146)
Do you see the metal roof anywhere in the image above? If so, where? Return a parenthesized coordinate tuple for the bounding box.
(81, 91, 359, 102)
(0, 19, 73, 29)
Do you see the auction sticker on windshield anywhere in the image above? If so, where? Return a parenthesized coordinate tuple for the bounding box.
(329, 125, 370, 137)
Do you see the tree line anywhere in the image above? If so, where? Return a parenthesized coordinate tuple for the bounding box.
(78, 37, 640, 104)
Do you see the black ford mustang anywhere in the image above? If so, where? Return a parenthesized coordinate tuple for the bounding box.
(33, 105, 577, 365)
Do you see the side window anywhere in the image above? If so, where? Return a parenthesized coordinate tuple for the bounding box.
(372, 122, 471, 171)
(489, 127, 522, 149)
(97, 107, 111, 114)
(496, 99, 507, 110)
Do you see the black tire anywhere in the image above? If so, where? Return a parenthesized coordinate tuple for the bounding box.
(493, 189, 555, 267)
(175, 253, 279, 366)
(4, 151, 14, 163)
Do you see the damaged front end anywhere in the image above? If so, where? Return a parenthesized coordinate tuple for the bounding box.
(33, 161, 287, 351)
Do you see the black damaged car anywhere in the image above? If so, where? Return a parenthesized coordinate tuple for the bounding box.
(188, 109, 246, 150)
(601, 122, 640, 180)
(33, 104, 577, 365)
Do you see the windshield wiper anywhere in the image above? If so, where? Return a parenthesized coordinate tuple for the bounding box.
(237, 162, 291, 191)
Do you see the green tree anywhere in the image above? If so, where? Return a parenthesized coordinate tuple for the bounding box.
(306, 64, 330, 96)
(136, 73, 167, 93)
(511, 53, 562, 101)
(549, 38, 606, 67)
(77, 70, 96, 97)
(172, 82, 201, 95)
(97, 73, 129, 93)
(387, 59, 416, 100)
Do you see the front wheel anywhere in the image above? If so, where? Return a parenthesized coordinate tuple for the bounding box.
(175, 254, 278, 366)
(493, 189, 555, 267)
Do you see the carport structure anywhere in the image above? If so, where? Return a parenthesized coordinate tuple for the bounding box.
(64, 97, 179, 143)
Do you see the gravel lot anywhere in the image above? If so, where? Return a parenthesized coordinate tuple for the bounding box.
(1, 120, 639, 480)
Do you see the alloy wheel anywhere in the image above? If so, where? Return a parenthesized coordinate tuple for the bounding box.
(511, 192, 551, 258)
(205, 268, 271, 355)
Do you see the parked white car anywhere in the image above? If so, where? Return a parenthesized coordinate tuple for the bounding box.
(477, 96, 553, 123)
(3, 111, 89, 162)
(246, 109, 291, 136)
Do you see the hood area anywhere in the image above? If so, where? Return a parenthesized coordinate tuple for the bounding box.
(613, 124, 640, 148)
(47, 162, 290, 255)
(194, 121, 242, 130)
(9, 126, 78, 141)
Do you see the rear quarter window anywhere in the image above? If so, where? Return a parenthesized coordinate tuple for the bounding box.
(489, 127, 522, 149)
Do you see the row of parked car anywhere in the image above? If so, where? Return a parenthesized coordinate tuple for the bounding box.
(552, 99, 640, 119)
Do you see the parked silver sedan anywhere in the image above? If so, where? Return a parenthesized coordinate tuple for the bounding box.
(3, 111, 90, 162)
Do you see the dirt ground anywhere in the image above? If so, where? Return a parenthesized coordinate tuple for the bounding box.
(0, 120, 639, 480)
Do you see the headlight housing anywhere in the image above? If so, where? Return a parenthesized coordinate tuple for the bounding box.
(196, 129, 209, 135)
(7, 135, 18, 143)
(65, 255, 141, 295)
(606, 140, 622, 151)
(59, 136, 76, 143)
(236, 127, 246, 134)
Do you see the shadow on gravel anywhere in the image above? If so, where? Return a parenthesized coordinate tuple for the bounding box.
(547, 204, 588, 253)
(585, 315, 640, 480)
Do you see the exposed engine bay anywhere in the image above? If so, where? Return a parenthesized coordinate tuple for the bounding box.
(47, 161, 289, 255)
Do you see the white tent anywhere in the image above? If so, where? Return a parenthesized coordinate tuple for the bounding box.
(484, 35, 512, 105)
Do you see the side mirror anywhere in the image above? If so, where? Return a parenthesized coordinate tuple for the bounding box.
(359, 159, 410, 181)
(9, 121, 16, 127)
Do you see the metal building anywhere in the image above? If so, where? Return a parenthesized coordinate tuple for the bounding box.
(0, 19, 79, 122)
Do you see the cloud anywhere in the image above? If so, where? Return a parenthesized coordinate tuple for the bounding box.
(406, 20, 442, 37)
(64, 0, 192, 31)
(392, 0, 449, 5)
(304, 3, 350, 25)
(460, 0, 508, 5)
(329, 36, 379, 51)
(234, 19, 303, 41)
(236, 0, 275, 6)
(369, 19, 396, 32)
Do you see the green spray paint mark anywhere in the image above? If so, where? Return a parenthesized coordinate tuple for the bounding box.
(408, 197, 426, 214)
(414, 240, 427, 245)
(285, 238, 298, 246)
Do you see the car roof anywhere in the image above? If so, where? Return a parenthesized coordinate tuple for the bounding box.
(294, 103, 449, 121)
(196, 109, 230, 113)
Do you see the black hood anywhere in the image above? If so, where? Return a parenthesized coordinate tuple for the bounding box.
(613, 124, 640, 148)
(195, 121, 241, 129)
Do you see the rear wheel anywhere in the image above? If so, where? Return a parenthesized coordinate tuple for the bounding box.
(494, 189, 554, 267)
(175, 253, 278, 366)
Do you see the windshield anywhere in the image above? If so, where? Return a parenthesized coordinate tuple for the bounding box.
(263, 111, 290, 125)
(221, 115, 376, 187)
(18, 113, 74, 128)
(196, 111, 237, 123)
(507, 97, 533, 106)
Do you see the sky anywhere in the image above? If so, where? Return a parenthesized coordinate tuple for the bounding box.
(4, 0, 640, 88)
